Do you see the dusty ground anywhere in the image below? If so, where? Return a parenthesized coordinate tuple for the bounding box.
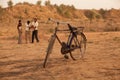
(0, 31, 120, 80)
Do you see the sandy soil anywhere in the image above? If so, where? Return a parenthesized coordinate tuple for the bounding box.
(0, 31, 120, 80)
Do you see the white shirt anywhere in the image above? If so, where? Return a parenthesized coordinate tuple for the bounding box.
(19, 27, 22, 30)
(31, 21, 38, 30)
(25, 23, 31, 31)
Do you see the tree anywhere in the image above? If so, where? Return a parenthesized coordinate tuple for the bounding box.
(7, 0, 13, 7)
(71, 5, 76, 10)
(84, 10, 94, 23)
(99, 8, 107, 19)
(45, 0, 51, 6)
(36, 0, 41, 6)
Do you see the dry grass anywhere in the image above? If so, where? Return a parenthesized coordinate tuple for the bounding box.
(0, 31, 120, 80)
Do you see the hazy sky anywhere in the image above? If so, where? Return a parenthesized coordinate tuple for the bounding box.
(0, 0, 120, 9)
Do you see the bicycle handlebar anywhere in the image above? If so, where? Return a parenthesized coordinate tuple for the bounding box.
(57, 27, 84, 32)
(48, 18, 69, 25)
(47, 18, 84, 33)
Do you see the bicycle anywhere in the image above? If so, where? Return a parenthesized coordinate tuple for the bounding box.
(43, 18, 87, 68)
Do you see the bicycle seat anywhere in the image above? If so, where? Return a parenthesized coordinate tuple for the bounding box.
(67, 24, 77, 32)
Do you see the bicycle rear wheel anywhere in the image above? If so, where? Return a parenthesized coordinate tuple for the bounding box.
(79, 33, 87, 58)
(43, 35, 56, 68)
(69, 33, 87, 60)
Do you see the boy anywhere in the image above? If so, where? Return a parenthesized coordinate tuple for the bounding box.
(31, 18, 39, 43)
(25, 20, 31, 43)
(17, 20, 22, 44)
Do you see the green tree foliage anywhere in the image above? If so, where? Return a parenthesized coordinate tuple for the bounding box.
(7, 0, 13, 7)
(36, 0, 42, 6)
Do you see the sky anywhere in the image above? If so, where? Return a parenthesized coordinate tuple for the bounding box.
(0, 0, 120, 9)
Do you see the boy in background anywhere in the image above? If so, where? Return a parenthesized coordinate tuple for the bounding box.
(31, 18, 39, 43)
(17, 20, 22, 44)
(25, 20, 31, 43)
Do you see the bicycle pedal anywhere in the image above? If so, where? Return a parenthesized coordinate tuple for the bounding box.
(64, 55, 69, 59)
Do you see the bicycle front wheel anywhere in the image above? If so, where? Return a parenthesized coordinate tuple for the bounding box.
(43, 35, 56, 68)
(69, 33, 87, 60)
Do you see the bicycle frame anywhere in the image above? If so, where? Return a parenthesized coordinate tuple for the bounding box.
(48, 18, 81, 54)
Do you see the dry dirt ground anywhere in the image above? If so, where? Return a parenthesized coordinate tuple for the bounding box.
(0, 31, 120, 80)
